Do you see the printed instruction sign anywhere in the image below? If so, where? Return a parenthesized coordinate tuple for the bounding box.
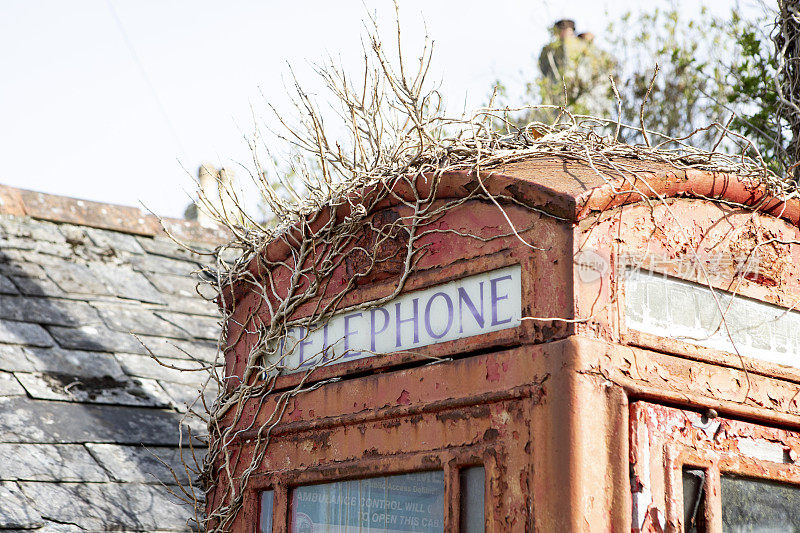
(291, 471, 445, 533)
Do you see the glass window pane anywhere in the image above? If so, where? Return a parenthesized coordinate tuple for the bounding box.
(722, 475, 800, 532)
(260, 490, 274, 533)
(291, 471, 444, 532)
(682, 468, 706, 533)
(460, 466, 485, 533)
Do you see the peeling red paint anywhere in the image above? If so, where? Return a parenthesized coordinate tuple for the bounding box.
(486, 359, 502, 382)
(210, 157, 800, 533)
(396, 389, 411, 405)
(744, 271, 779, 286)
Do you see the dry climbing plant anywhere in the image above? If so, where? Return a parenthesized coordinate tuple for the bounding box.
(154, 13, 800, 533)
(776, 0, 800, 176)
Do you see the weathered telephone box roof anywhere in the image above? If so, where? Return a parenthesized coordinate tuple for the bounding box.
(491, 157, 800, 224)
(220, 155, 800, 388)
(239, 156, 798, 270)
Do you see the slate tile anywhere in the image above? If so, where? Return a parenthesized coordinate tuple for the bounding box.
(133, 336, 219, 363)
(21, 239, 116, 265)
(8, 274, 66, 297)
(0, 296, 100, 326)
(156, 312, 220, 340)
(46, 326, 217, 361)
(57, 224, 89, 244)
(46, 324, 144, 353)
(0, 481, 43, 529)
(18, 249, 85, 267)
(29, 222, 69, 244)
(0, 344, 35, 372)
(217, 247, 243, 265)
(0, 246, 24, 259)
(25, 347, 126, 378)
(11, 521, 84, 532)
(48, 262, 113, 296)
(0, 319, 53, 347)
(0, 444, 108, 482)
(15, 373, 173, 408)
(0, 235, 38, 251)
(18, 481, 194, 532)
(0, 273, 19, 294)
(143, 270, 204, 298)
(159, 293, 219, 317)
(116, 352, 213, 386)
(196, 278, 219, 299)
(88, 263, 166, 304)
(84, 227, 146, 255)
(130, 253, 201, 276)
(0, 216, 66, 243)
(135, 236, 201, 261)
(0, 216, 219, 531)
(0, 260, 66, 297)
(159, 381, 218, 413)
(6, 243, 74, 262)
(21, 349, 174, 409)
(0, 372, 25, 396)
(93, 303, 189, 338)
(0, 258, 47, 278)
(86, 444, 204, 485)
(0, 396, 204, 445)
(29, 242, 75, 260)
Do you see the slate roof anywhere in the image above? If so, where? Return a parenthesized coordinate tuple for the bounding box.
(0, 186, 227, 532)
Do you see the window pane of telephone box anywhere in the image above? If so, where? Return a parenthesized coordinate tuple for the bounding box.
(290, 471, 444, 532)
(460, 466, 485, 533)
(722, 475, 800, 532)
(259, 490, 274, 533)
(682, 468, 706, 533)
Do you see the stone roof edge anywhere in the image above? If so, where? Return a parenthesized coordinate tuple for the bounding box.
(0, 183, 230, 246)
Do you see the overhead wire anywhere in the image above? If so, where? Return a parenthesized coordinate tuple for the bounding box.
(105, 0, 186, 156)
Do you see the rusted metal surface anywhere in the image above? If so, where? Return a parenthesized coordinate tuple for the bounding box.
(495, 158, 800, 225)
(568, 336, 800, 430)
(529, 337, 631, 533)
(631, 402, 800, 532)
(212, 346, 546, 532)
(213, 157, 800, 532)
(575, 197, 800, 383)
(0, 183, 230, 243)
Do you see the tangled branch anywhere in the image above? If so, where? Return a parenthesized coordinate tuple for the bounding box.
(165, 11, 800, 532)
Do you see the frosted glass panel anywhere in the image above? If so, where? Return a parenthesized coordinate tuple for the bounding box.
(291, 471, 444, 532)
(722, 476, 800, 532)
(625, 270, 800, 369)
(260, 490, 274, 533)
(460, 467, 485, 533)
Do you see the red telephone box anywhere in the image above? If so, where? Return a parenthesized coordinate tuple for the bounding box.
(209, 156, 800, 532)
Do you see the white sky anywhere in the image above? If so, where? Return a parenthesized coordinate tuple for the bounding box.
(0, 0, 749, 218)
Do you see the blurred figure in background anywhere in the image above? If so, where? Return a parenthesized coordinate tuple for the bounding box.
(538, 19, 616, 117)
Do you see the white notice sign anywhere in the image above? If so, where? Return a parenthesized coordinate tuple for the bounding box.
(625, 269, 800, 369)
(275, 265, 522, 372)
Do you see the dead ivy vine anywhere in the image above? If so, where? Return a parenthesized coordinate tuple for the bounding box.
(151, 9, 800, 532)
